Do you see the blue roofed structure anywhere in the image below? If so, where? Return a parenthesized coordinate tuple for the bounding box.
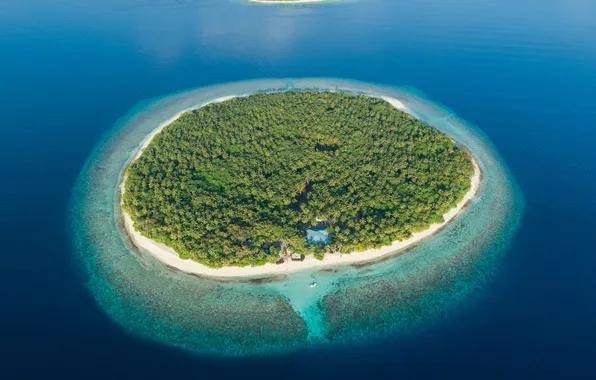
(306, 229, 331, 246)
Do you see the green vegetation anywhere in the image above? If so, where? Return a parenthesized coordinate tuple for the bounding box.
(123, 91, 474, 267)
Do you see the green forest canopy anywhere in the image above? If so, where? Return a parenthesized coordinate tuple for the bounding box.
(123, 91, 474, 267)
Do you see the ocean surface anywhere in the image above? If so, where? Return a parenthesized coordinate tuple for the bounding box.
(1, 0, 596, 378)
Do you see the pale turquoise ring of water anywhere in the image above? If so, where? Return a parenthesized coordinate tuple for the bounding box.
(69, 78, 524, 356)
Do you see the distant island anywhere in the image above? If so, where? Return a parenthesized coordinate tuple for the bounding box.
(122, 91, 476, 271)
(250, 0, 328, 4)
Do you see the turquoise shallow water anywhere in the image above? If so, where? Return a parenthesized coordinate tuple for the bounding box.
(70, 78, 524, 356)
(2, 0, 595, 375)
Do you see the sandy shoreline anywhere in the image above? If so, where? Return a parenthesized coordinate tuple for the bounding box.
(250, 0, 327, 4)
(120, 94, 481, 278)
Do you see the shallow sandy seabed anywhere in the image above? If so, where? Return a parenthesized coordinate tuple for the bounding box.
(70, 78, 524, 356)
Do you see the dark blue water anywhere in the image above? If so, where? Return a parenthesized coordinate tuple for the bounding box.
(2, 0, 596, 377)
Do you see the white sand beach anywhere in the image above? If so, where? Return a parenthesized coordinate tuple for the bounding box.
(251, 0, 327, 4)
(121, 95, 481, 278)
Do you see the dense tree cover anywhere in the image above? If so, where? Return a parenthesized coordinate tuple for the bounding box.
(123, 91, 474, 267)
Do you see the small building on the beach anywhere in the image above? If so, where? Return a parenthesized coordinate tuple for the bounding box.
(291, 253, 305, 261)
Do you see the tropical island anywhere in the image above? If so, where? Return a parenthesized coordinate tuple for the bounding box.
(122, 91, 478, 275)
(250, 0, 327, 4)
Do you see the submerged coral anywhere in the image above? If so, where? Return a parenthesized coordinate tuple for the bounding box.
(69, 78, 524, 356)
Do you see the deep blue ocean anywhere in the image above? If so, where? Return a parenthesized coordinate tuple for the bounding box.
(2, 0, 596, 378)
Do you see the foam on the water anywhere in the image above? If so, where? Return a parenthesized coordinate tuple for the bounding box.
(69, 78, 524, 356)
